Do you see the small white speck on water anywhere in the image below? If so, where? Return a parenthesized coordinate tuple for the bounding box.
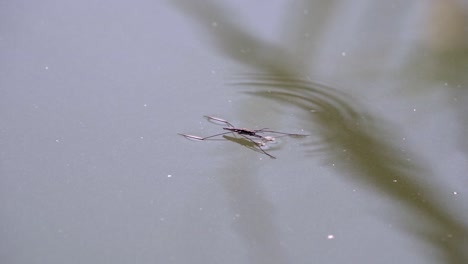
(140, 136, 144, 139)
(167, 174, 172, 178)
(143, 104, 148, 107)
(413, 108, 416, 112)
(327, 234, 335, 239)
(341, 52, 346, 56)
(55, 139, 60, 143)
(453, 191, 458, 195)
(45, 66, 49, 70)
(393, 179, 398, 183)
(402, 137, 406, 141)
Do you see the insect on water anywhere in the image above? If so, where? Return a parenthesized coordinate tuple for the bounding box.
(178, 116, 309, 159)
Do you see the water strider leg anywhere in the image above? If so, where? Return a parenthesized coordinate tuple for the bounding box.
(204, 116, 235, 128)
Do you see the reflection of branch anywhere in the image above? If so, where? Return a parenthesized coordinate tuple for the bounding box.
(174, 1, 468, 263)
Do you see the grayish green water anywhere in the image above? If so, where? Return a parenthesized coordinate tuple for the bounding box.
(1, 1, 467, 263)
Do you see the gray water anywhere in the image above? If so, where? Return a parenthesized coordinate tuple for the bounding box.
(1, 1, 468, 263)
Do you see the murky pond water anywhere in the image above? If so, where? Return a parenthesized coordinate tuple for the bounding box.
(2, 1, 467, 263)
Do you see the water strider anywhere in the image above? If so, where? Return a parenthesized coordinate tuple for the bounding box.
(178, 116, 308, 159)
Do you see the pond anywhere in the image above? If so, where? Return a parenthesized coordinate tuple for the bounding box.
(1, 1, 467, 263)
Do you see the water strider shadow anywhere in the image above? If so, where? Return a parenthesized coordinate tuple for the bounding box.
(222, 135, 271, 156)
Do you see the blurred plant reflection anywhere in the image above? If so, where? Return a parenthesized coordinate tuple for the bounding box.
(235, 74, 468, 263)
(173, 0, 468, 263)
